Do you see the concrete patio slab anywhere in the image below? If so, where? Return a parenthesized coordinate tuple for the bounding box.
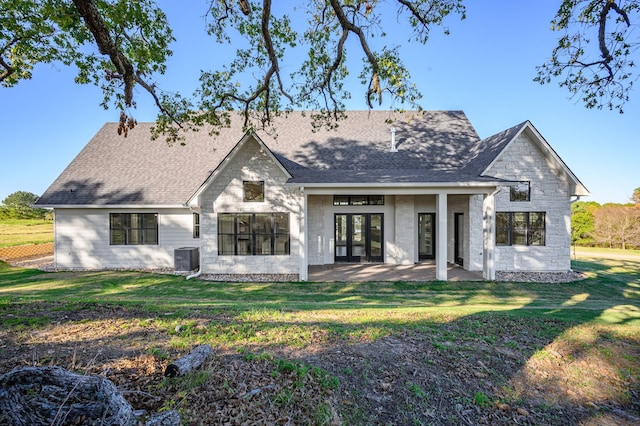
(308, 262, 485, 282)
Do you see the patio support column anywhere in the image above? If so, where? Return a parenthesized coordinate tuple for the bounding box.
(436, 192, 448, 281)
(299, 187, 308, 281)
(483, 189, 498, 280)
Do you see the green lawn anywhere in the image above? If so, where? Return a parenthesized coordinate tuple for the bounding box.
(0, 219, 53, 248)
(1, 257, 638, 329)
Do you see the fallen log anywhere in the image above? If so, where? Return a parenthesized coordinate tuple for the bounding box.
(164, 344, 214, 378)
(0, 366, 179, 426)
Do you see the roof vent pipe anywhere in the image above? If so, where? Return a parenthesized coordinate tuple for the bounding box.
(390, 127, 397, 152)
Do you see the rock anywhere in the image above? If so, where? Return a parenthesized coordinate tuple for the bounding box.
(496, 402, 511, 411)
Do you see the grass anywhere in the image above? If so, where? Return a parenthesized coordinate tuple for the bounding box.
(1, 258, 638, 326)
(0, 257, 638, 348)
(0, 256, 638, 425)
(0, 219, 53, 248)
(573, 245, 640, 256)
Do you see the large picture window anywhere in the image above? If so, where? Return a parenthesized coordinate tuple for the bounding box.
(218, 213, 290, 255)
(110, 213, 158, 245)
(496, 212, 545, 246)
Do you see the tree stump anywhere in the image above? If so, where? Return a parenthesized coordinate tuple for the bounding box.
(0, 366, 180, 426)
(164, 344, 214, 378)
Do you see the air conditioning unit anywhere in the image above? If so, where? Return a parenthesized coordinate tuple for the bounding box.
(174, 247, 199, 272)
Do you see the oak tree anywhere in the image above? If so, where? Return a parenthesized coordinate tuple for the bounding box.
(2, 1, 637, 142)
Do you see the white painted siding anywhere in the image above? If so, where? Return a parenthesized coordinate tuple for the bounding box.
(486, 131, 572, 272)
(53, 208, 198, 269)
(199, 137, 302, 275)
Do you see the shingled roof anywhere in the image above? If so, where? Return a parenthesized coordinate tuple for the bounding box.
(36, 110, 519, 207)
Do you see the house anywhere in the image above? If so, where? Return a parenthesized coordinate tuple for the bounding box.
(35, 110, 589, 281)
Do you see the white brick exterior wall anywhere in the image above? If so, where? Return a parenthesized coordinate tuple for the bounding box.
(199, 137, 302, 274)
(468, 195, 484, 271)
(307, 195, 330, 265)
(486, 132, 572, 272)
(392, 195, 415, 265)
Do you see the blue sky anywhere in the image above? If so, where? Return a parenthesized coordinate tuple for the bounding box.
(1, 1, 637, 205)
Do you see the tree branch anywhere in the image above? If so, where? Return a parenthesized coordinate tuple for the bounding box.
(328, 0, 380, 107)
(71, 0, 185, 131)
(396, 0, 436, 26)
(71, 0, 135, 107)
(597, 0, 631, 77)
(0, 55, 13, 82)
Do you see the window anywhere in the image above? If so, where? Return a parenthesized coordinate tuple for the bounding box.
(496, 212, 545, 246)
(510, 181, 530, 201)
(193, 213, 200, 238)
(333, 195, 384, 206)
(110, 213, 158, 245)
(218, 213, 290, 255)
(243, 181, 264, 202)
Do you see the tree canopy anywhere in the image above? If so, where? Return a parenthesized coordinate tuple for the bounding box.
(2, 1, 637, 142)
(1, 191, 47, 219)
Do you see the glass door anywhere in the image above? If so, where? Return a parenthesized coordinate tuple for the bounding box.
(418, 213, 435, 260)
(369, 214, 383, 262)
(351, 214, 366, 260)
(335, 214, 348, 261)
(334, 213, 384, 262)
(454, 213, 464, 266)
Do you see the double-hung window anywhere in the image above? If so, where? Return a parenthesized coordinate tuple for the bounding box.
(110, 213, 158, 245)
(218, 213, 290, 255)
(496, 212, 545, 246)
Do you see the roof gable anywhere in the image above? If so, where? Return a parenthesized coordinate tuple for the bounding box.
(480, 121, 589, 196)
(187, 132, 291, 206)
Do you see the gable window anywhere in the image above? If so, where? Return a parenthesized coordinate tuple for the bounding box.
(193, 213, 200, 238)
(510, 181, 530, 201)
(333, 195, 385, 206)
(243, 181, 265, 202)
(110, 213, 158, 245)
(496, 212, 545, 246)
(218, 213, 290, 255)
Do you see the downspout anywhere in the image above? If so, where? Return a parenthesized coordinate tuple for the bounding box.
(186, 204, 202, 280)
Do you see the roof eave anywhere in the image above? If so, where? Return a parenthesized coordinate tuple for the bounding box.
(37, 204, 187, 209)
(286, 181, 504, 188)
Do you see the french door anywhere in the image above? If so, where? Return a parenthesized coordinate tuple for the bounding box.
(335, 213, 383, 262)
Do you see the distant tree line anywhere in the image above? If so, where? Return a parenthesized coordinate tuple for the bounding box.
(0, 191, 50, 220)
(572, 188, 640, 250)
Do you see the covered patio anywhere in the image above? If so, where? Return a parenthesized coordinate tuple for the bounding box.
(308, 262, 485, 282)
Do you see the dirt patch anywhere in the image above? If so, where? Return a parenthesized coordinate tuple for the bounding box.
(0, 243, 53, 261)
(1, 303, 638, 425)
